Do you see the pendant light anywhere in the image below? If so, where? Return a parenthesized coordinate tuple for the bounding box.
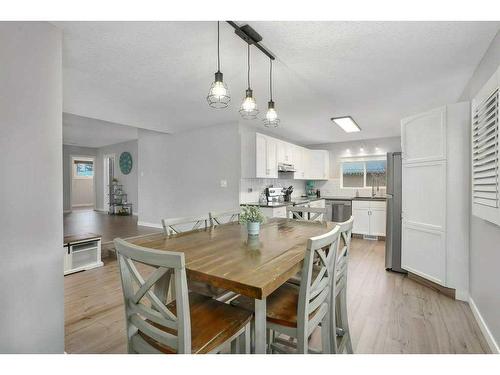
(239, 44, 259, 119)
(263, 58, 280, 127)
(207, 21, 230, 109)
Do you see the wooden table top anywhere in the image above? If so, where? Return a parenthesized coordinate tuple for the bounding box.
(129, 218, 336, 299)
(64, 232, 101, 246)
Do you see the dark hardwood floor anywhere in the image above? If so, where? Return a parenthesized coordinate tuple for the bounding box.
(64, 237, 490, 354)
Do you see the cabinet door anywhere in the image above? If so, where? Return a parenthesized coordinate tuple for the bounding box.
(285, 142, 294, 164)
(352, 208, 369, 235)
(303, 148, 312, 179)
(277, 140, 286, 164)
(267, 137, 278, 178)
(369, 207, 386, 236)
(256, 133, 267, 178)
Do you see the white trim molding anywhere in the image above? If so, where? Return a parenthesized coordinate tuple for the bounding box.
(469, 297, 500, 353)
(137, 221, 163, 229)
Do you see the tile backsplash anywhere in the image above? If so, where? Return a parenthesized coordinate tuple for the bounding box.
(314, 178, 386, 198)
(240, 178, 307, 203)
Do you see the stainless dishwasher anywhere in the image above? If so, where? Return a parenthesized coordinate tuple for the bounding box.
(325, 199, 352, 222)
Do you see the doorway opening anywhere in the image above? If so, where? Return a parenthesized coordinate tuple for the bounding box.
(70, 156, 95, 210)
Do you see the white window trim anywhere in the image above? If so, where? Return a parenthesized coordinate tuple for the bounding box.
(72, 156, 95, 180)
(340, 155, 386, 189)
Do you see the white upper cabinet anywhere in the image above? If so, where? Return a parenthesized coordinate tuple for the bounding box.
(255, 133, 278, 178)
(308, 150, 330, 180)
(243, 131, 330, 180)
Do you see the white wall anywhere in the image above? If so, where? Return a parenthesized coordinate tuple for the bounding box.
(95, 140, 138, 213)
(138, 124, 240, 226)
(0, 22, 63, 353)
(310, 137, 402, 197)
(459, 30, 500, 352)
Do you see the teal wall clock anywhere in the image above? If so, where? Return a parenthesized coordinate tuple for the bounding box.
(119, 152, 133, 175)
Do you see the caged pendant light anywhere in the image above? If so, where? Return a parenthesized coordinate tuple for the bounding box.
(263, 58, 280, 127)
(207, 21, 230, 109)
(239, 44, 259, 119)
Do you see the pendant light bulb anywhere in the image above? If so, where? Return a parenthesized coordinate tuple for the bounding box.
(263, 59, 280, 127)
(239, 45, 259, 120)
(207, 22, 230, 109)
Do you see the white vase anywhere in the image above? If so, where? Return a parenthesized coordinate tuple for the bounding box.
(247, 221, 260, 236)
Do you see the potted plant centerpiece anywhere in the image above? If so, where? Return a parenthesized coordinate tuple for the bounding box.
(240, 205, 265, 236)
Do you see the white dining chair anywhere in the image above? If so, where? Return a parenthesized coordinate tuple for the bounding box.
(114, 238, 252, 354)
(161, 215, 210, 236)
(332, 216, 354, 354)
(161, 214, 233, 302)
(209, 210, 240, 226)
(231, 225, 340, 354)
(286, 206, 327, 222)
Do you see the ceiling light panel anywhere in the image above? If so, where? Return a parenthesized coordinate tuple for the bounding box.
(331, 116, 361, 133)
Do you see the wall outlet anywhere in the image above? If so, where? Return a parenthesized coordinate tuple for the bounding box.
(248, 187, 253, 193)
(220, 179, 227, 188)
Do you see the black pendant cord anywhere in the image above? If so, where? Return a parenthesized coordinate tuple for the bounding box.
(269, 59, 273, 101)
(217, 21, 220, 72)
(247, 44, 251, 89)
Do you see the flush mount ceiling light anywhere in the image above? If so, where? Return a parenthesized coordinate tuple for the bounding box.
(207, 21, 230, 109)
(331, 116, 361, 133)
(239, 44, 259, 120)
(263, 58, 280, 128)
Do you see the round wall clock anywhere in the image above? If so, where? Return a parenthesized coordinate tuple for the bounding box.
(119, 152, 133, 175)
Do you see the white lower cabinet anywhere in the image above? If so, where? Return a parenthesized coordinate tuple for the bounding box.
(352, 200, 386, 237)
(260, 205, 288, 219)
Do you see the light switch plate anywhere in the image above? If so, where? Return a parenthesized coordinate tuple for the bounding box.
(220, 180, 227, 188)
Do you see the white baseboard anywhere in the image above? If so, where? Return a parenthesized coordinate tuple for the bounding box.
(95, 208, 107, 213)
(455, 289, 469, 302)
(137, 221, 163, 229)
(72, 204, 94, 208)
(469, 297, 499, 353)
(63, 210, 72, 214)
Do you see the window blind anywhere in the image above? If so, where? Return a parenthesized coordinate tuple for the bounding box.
(472, 88, 499, 208)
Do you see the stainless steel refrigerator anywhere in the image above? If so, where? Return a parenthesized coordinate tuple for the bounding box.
(385, 152, 405, 273)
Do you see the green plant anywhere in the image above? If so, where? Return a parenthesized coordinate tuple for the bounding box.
(239, 205, 265, 224)
(112, 177, 119, 183)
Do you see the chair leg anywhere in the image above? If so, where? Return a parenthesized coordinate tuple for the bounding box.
(231, 338, 238, 354)
(239, 323, 251, 354)
(321, 313, 331, 354)
(337, 287, 353, 354)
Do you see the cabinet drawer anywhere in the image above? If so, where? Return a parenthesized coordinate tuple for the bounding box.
(273, 206, 287, 218)
(369, 201, 386, 210)
(352, 200, 370, 210)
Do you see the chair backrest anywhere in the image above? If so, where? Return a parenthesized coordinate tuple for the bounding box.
(209, 209, 240, 226)
(335, 216, 354, 288)
(114, 238, 191, 354)
(296, 226, 340, 346)
(286, 206, 327, 221)
(161, 215, 209, 236)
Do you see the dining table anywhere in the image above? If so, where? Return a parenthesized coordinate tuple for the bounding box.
(129, 217, 336, 354)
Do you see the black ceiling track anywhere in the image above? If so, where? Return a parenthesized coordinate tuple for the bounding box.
(226, 21, 275, 60)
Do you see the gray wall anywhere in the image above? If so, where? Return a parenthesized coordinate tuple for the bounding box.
(138, 124, 240, 226)
(459, 30, 500, 349)
(63, 145, 97, 211)
(95, 140, 138, 213)
(0, 22, 63, 353)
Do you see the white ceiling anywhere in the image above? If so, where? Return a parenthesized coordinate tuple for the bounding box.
(63, 113, 138, 147)
(54, 21, 499, 145)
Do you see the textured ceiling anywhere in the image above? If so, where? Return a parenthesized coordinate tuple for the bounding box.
(54, 21, 499, 145)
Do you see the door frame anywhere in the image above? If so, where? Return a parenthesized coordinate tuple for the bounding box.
(103, 153, 116, 212)
(69, 155, 97, 212)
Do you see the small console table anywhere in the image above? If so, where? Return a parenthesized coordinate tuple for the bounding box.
(63, 232, 103, 275)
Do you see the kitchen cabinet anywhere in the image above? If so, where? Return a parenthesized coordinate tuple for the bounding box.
(352, 200, 386, 237)
(293, 146, 307, 179)
(307, 150, 329, 180)
(255, 133, 278, 178)
(277, 140, 295, 164)
(260, 205, 288, 219)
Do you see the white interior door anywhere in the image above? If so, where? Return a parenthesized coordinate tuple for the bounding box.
(401, 107, 447, 285)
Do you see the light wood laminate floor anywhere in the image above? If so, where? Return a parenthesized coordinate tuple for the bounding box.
(64, 208, 161, 243)
(64, 237, 490, 354)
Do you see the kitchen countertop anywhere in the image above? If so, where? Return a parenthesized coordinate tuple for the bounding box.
(322, 195, 387, 201)
(241, 196, 325, 208)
